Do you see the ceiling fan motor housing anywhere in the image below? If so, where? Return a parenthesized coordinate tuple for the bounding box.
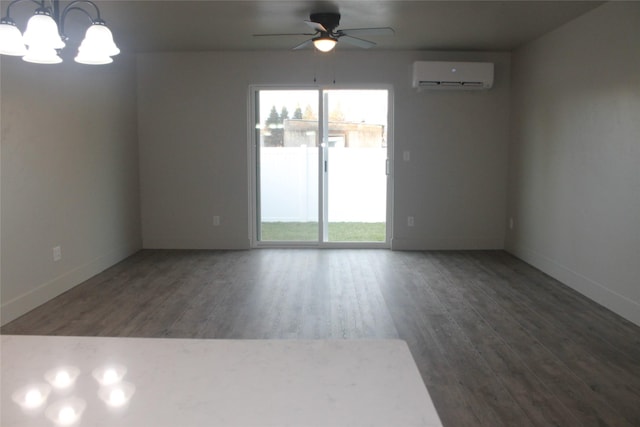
(310, 13, 341, 33)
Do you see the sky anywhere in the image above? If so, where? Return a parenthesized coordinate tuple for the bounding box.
(257, 89, 388, 127)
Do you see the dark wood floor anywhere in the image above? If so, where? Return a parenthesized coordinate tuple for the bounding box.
(2, 249, 639, 426)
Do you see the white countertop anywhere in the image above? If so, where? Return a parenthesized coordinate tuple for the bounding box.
(1, 335, 442, 427)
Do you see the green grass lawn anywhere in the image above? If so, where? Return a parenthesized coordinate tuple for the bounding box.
(260, 222, 385, 242)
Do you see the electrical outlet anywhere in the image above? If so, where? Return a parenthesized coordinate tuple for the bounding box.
(509, 218, 514, 230)
(53, 246, 62, 262)
(403, 151, 410, 162)
(407, 216, 414, 227)
(213, 216, 221, 226)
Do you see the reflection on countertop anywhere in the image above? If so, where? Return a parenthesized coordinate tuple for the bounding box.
(2, 335, 442, 427)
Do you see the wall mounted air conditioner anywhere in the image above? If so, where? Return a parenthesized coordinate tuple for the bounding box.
(412, 61, 494, 90)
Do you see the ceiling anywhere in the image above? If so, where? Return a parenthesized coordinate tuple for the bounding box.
(8, 1, 605, 53)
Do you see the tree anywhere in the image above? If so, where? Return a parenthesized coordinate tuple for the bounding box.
(293, 105, 303, 119)
(264, 105, 284, 147)
(280, 106, 289, 122)
(265, 106, 280, 127)
(303, 104, 316, 120)
(329, 101, 345, 122)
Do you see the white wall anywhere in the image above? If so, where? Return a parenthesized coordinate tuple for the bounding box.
(1, 55, 142, 325)
(137, 50, 510, 250)
(507, 2, 640, 326)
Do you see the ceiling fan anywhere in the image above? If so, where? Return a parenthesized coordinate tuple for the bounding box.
(254, 12, 394, 52)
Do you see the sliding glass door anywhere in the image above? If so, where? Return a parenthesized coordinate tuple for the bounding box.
(253, 88, 390, 247)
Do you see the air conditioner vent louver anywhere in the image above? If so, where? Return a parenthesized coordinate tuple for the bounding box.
(413, 61, 494, 91)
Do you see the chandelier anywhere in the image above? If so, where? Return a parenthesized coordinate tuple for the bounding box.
(0, 0, 119, 64)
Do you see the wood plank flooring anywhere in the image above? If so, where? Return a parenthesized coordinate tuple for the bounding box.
(2, 249, 639, 427)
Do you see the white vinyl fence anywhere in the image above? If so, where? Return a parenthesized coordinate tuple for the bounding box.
(260, 147, 387, 222)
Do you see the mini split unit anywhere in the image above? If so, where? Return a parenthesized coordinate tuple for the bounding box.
(412, 61, 494, 90)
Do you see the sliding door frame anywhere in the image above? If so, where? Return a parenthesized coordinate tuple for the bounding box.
(248, 84, 394, 249)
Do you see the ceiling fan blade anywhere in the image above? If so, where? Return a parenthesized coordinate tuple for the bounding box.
(304, 20, 328, 33)
(339, 35, 376, 49)
(338, 27, 395, 37)
(292, 39, 314, 50)
(253, 32, 317, 37)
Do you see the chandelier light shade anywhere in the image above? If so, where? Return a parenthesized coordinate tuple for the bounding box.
(23, 10, 65, 49)
(313, 35, 337, 53)
(82, 22, 120, 56)
(75, 46, 113, 65)
(23, 45, 63, 64)
(74, 22, 119, 64)
(0, 0, 119, 65)
(0, 18, 27, 55)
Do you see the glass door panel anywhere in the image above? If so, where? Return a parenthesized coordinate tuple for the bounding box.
(256, 90, 319, 242)
(325, 90, 388, 242)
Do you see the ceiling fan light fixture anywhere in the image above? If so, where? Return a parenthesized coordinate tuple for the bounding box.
(254, 11, 392, 52)
(313, 35, 337, 52)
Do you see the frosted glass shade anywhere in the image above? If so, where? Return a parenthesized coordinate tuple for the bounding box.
(74, 50, 113, 65)
(0, 21, 27, 56)
(77, 24, 120, 58)
(22, 13, 65, 49)
(22, 45, 62, 64)
(313, 37, 337, 52)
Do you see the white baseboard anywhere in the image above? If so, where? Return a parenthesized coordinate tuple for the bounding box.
(141, 238, 252, 250)
(1, 241, 141, 326)
(391, 237, 504, 251)
(507, 244, 640, 327)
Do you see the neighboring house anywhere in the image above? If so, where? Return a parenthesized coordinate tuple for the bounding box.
(263, 119, 385, 148)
